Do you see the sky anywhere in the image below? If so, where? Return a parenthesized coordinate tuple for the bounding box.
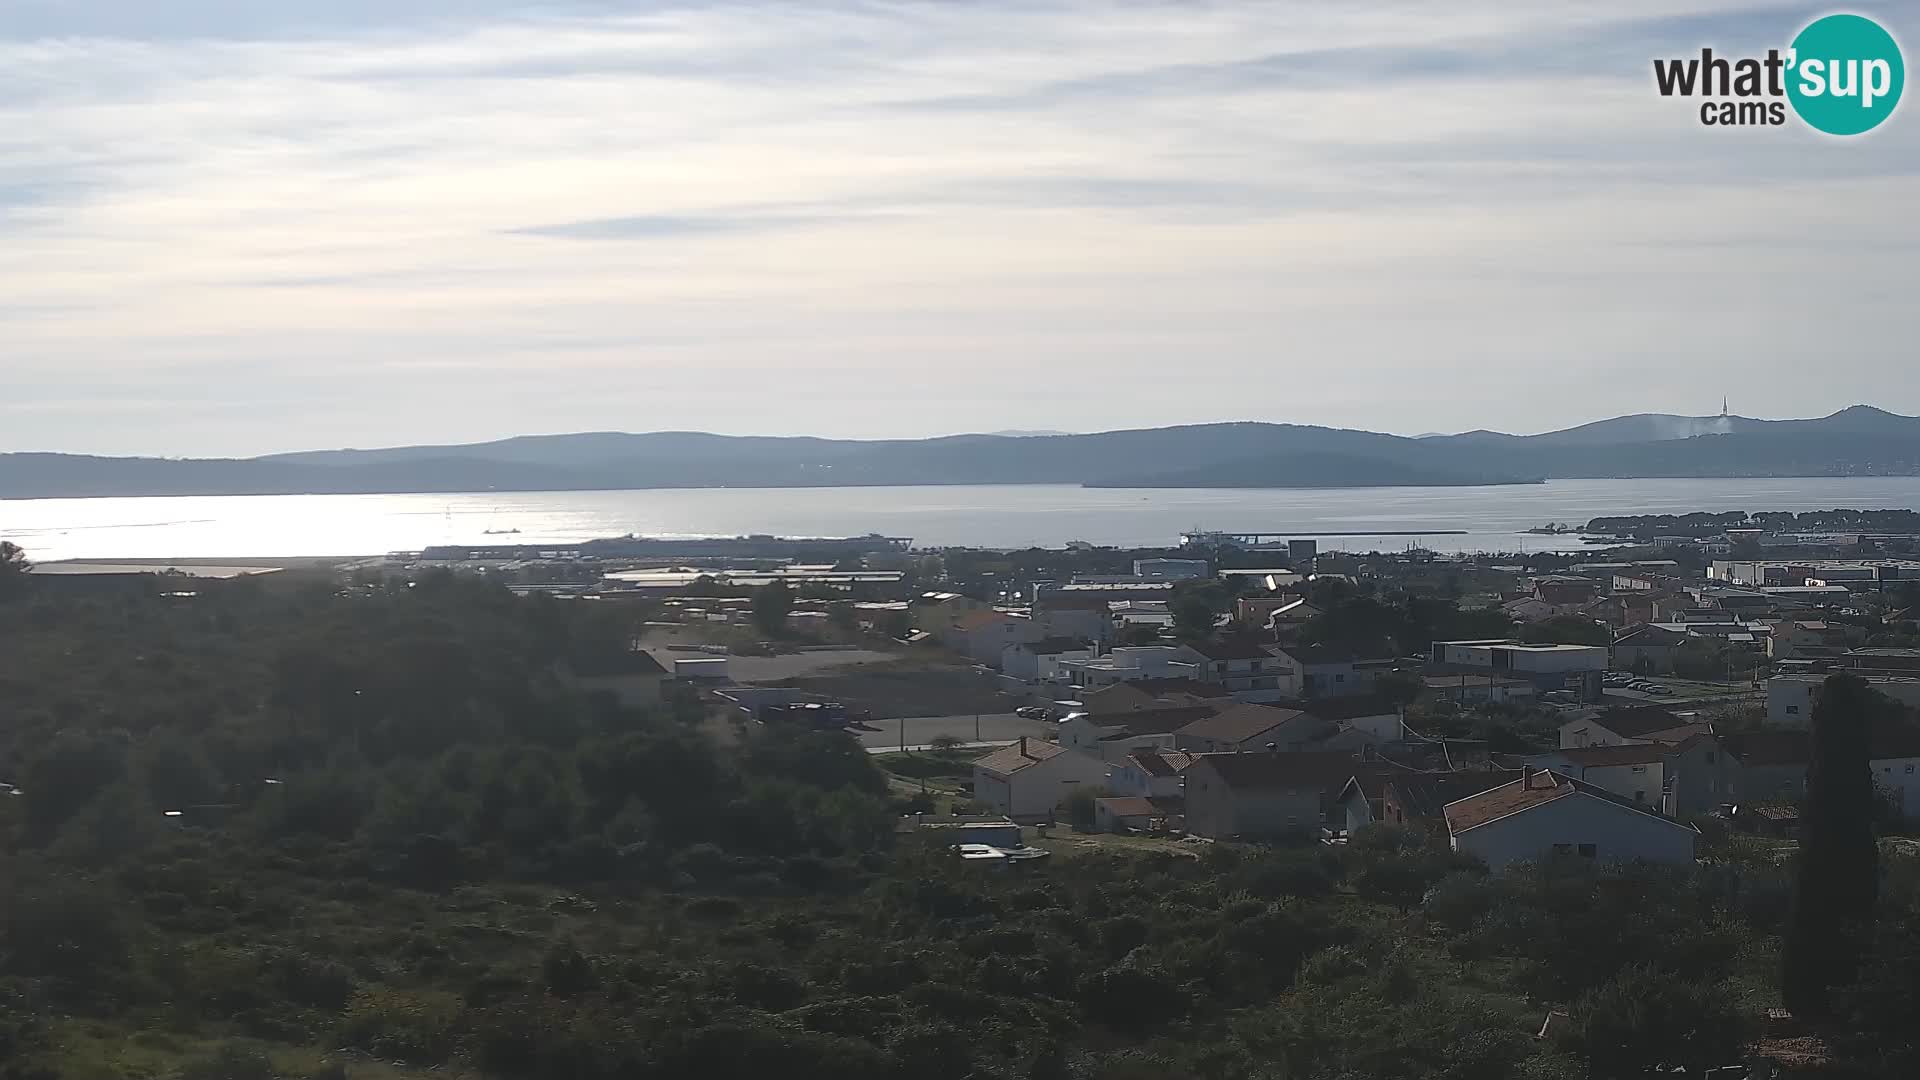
(2, 0, 1917, 457)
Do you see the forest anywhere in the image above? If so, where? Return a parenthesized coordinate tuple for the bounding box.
(2, 559, 1918, 1079)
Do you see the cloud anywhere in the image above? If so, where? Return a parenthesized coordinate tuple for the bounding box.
(0, 0, 1915, 455)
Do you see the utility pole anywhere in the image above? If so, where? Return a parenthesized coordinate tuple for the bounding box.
(900, 715, 906, 753)
(975, 712, 981, 742)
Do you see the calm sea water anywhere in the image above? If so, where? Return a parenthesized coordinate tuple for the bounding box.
(7, 477, 1920, 562)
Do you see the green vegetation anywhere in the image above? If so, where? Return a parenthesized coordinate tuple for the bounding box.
(3, 569, 1918, 1078)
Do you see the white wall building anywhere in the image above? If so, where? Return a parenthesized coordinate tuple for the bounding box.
(971, 738, 1109, 821)
(1444, 769, 1698, 871)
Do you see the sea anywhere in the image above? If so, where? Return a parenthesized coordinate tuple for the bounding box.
(7, 477, 1920, 562)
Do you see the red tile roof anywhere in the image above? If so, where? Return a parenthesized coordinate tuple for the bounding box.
(1174, 703, 1313, 745)
(975, 738, 1071, 777)
(1094, 796, 1160, 818)
(1444, 769, 1698, 834)
(1126, 749, 1193, 777)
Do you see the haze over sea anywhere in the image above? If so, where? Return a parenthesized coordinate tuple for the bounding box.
(8, 477, 1920, 563)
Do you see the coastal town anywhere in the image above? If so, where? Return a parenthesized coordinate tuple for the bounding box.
(38, 513, 1920, 855)
(10, 512, 1920, 1077)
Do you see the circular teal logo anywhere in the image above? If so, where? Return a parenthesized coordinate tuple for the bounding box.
(1787, 14, 1904, 135)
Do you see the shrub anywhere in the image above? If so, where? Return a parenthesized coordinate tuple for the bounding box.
(337, 987, 462, 1064)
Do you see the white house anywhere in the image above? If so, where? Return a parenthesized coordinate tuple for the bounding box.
(1523, 744, 1667, 807)
(1001, 636, 1095, 683)
(971, 737, 1109, 821)
(1057, 645, 1201, 689)
(1271, 645, 1395, 700)
(1057, 705, 1217, 763)
(1767, 673, 1920, 727)
(1176, 638, 1287, 702)
(1106, 749, 1193, 799)
(1443, 768, 1698, 871)
(1558, 706, 1694, 749)
(1430, 639, 1608, 700)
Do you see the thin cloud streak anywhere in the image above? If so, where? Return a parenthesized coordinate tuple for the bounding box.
(0, 0, 1914, 455)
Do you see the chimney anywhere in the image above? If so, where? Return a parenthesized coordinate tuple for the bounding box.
(1521, 764, 1535, 787)
(1019, 736, 1029, 758)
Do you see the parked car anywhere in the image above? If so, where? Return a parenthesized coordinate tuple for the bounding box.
(1014, 706, 1050, 720)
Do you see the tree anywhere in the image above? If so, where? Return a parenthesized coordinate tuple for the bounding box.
(1518, 616, 1610, 647)
(0, 540, 27, 599)
(1782, 674, 1881, 1016)
(1171, 594, 1216, 638)
(752, 581, 792, 636)
(1564, 965, 1751, 1079)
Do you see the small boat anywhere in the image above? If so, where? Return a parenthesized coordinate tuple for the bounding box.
(483, 528, 521, 535)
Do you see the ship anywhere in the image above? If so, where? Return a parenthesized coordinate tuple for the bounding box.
(416, 533, 912, 562)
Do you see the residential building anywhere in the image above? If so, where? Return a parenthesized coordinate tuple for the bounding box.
(1422, 673, 1537, 705)
(909, 591, 991, 633)
(1271, 645, 1395, 699)
(1767, 673, 1920, 726)
(1176, 638, 1286, 701)
(1443, 768, 1699, 871)
(1291, 694, 1406, 750)
(971, 738, 1109, 821)
(558, 649, 670, 708)
(1523, 744, 1666, 807)
(1611, 624, 1687, 674)
(1533, 575, 1600, 606)
(1172, 703, 1331, 754)
(1031, 597, 1115, 646)
(1057, 705, 1217, 763)
(1765, 619, 1865, 660)
(1337, 769, 1522, 835)
(944, 609, 1041, 664)
(1719, 724, 1920, 820)
(1236, 596, 1323, 631)
(1057, 645, 1201, 689)
(1430, 640, 1608, 700)
(1558, 706, 1692, 749)
(1076, 680, 1227, 715)
(1106, 749, 1193, 799)
(1001, 637, 1095, 683)
(1184, 751, 1370, 840)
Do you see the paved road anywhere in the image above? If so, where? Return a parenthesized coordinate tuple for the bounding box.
(850, 712, 1053, 751)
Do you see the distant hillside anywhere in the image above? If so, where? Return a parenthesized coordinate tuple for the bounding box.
(1086, 453, 1535, 488)
(5, 406, 1919, 498)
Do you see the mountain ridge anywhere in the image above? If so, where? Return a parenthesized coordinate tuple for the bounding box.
(5, 406, 1918, 499)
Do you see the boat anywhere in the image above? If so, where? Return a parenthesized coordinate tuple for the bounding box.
(483, 528, 521, 535)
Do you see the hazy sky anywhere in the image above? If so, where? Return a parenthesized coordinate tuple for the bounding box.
(3, 1, 1916, 456)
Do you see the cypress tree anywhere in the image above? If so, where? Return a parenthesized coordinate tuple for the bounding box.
(1781, 674, 1880, 1015)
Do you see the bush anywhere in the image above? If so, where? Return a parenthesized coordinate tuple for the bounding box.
(337, 987, 462, 1064)
(173, 1043, 278, 1080)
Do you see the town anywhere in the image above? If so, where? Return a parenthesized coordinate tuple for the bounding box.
(5, 515, 1919, 1078)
